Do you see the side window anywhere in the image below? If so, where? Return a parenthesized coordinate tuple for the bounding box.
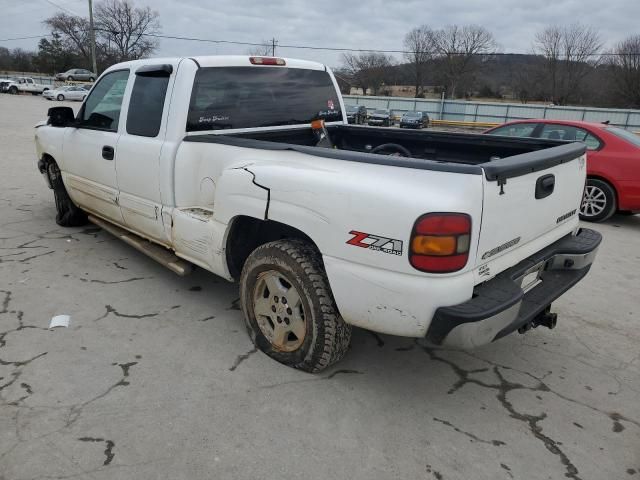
(539, 124, 602, 149)
(488, 123, 538, 137)
(126, 73, 170, 137)
(80, 70, 129, 131)
(576, 130, 602, 150)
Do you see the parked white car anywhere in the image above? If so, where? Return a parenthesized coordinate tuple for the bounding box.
(43, 85, 88, 101)
(34, 55, 601, 372)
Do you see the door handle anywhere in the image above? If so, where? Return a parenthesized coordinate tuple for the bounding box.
(535, 174, 555, 199)
(102, 145, 114, 161)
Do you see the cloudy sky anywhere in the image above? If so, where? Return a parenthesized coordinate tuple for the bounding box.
(2, 0, 639, 67)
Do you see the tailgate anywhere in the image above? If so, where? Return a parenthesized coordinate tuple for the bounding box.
(475, 143, 587, 281)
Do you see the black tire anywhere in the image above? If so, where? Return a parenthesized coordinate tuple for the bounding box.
(46, 162, 87, 227)
(68, 76, 74, 81)
(9, 86, 17, 94)
(240, 239, 351, 373)
(57, 94, 64, 101)
(579, 178, 617, 222)
(89, 77, 95, 82)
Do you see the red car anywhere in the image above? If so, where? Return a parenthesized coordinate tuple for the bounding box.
(485, 119, 640, 222)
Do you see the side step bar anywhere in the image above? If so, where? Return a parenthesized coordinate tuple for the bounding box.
(88, 215, 193, 276)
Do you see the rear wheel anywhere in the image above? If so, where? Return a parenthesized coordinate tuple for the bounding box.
(240, 239, 351, 373)
(68, 76, 74, 81)
(46, 162, 87, 227)
(9, 86, 17, 94)
(580, 178, 617, 222)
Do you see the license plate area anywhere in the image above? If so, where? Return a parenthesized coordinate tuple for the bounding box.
(519, 261, 545, 293)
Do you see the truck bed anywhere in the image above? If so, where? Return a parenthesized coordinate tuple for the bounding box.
(184, 125, 587, 181)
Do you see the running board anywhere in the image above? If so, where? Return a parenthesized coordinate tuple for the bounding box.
(88, 215, 193, 276)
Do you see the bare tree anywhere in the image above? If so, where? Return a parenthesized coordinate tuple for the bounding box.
(609, 35, 640, 108)
(44, 13, 93, 67)
(534, 24, 602, 105)
(247, 41, 273, 56)
(404, 25, 436, 97)
(432, 25, 496, 98)
(95, 0, 160, 62)
(341, 52, 394, 95)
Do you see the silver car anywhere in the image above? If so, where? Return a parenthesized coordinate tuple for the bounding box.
(43, 86, 88, 102)
(55, 69, 96, 82)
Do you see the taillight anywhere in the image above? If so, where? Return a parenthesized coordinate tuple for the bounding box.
(409, 213, 471, 273)
(249, 57, 286, 66)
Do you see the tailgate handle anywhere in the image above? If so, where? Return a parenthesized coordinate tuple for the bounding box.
(535, 174, 555, 199)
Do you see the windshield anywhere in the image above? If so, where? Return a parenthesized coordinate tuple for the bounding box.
(403, 112, 421, 118)
(373, 109, 388, 114)
(606, 127, 640, 148)
(187, 66, 342, 131)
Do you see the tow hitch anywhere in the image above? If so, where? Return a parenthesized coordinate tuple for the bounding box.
(518, 306, 558, 334)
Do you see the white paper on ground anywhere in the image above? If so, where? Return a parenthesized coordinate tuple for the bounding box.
(49, 315, 70, 328)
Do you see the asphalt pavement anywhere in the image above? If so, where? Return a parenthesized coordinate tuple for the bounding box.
(1, 94, 639, 480)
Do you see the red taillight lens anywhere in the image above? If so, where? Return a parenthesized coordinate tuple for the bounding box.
(409, 213, 471, 273)
(249, 57, 286, 66)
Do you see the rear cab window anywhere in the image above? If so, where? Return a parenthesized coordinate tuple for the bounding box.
(186, 66, 341, 131)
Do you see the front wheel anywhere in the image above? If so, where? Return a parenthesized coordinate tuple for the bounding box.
(580, 178, 617, 222)
(9, 86, 17, 94)
(240, 239, 351, 373)
(46, 162, 87, 227)
(67, 76, 74, 81)
(57, 94, 64, 101)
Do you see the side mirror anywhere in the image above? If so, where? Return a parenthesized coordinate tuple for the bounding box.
(47, 107, 76, 128)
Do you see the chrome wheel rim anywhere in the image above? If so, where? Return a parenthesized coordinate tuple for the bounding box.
(580, 185, 607, 217)
(252, 270, 306, 352)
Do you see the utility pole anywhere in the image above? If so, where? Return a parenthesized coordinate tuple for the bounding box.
(271, 38, 277, 56)
(88, 0, 98, 74)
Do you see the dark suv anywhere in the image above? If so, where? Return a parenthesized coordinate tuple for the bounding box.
(368, 109, 393, 127)
(346, 105, 367, 124)
(400, 111, 430, 129)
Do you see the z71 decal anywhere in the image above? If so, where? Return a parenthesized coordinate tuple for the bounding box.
(347, 231, 403, 256)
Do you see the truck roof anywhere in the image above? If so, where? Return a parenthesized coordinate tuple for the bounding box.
(106, 55, 327, 73)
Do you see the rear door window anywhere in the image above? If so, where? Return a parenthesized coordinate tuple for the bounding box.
(187, 66, 341, 131)
(539, 124, 602, 150)
(487, 123, 538, 137)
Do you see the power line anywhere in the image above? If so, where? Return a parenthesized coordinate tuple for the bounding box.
(41, 0, 80, 16)
(137, 33, 640, 57)
(2, 30, 640, 57)
(0, 35, 51, 42)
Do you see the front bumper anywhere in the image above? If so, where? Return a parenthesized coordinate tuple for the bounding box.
(426, 228, 602, 348)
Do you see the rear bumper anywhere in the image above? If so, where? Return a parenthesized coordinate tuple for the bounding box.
(426, 228, 602, 348)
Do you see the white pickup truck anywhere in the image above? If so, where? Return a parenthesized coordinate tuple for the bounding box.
(5, 76, 51, 95)
(34, 55, 601, 372)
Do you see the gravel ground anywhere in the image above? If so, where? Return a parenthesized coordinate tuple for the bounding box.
(0, 94, 639, 480)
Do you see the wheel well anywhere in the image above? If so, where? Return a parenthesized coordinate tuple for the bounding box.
(587, 175, 618, 205)
(226, 216, 318, 279)
(38, 153, 55, 174)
